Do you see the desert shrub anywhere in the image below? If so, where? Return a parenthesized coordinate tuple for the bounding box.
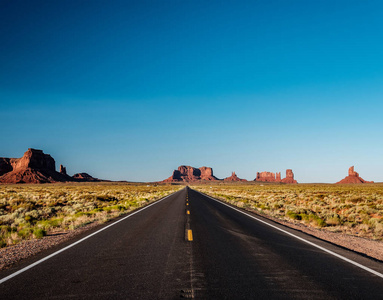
(309, 214, 326, 227)
(33, 228, 46, 239)
(350, 196, 364, 203)
(114, 205, 125, 211)
(344, 221, 356, 228)
(0, 225, 11, 234)
(18, 227, 32, 239)
(326, 217, 341, 226)
(37, 218, 63, 231)
(96, 196, 118, 202)
(356, 224, 370, 233)
(259, 204, 269, 210)
(374, 222, 383, 235)
(103, 207, 112, 213)
(286, 211, 301, 220)
(24, 215, 34, 223)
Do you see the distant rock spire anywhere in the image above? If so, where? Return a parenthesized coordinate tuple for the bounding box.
(336, 166, 373, 184)
(60, 164, 67, 175)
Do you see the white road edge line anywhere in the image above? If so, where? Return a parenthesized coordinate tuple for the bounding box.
(0, 190, 181, 285)
(198, 191, 383, 279)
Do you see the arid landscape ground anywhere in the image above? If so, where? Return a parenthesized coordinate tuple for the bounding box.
(1, 181, 382, 270)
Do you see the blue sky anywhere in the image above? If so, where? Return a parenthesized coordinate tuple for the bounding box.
(1, 0, 383, 182)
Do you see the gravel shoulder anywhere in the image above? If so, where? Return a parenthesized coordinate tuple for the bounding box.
(0, 221, 103, 271)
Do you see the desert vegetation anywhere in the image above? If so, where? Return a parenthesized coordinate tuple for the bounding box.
(192, 183, 383, 240)
(0, 183, 182, 248)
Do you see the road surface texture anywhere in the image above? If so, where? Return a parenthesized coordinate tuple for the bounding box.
(0, 187, 382, 299)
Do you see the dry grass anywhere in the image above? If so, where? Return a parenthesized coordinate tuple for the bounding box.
(0, 183, 182, 247)
(192, 183, 383, 240)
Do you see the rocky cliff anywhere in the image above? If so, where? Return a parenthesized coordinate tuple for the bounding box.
(72, 173, 100, 182)
(255, 171, 281, 182)
(336, 166, 373, 184)
(223, 172, 247, 182)
(0, 158, 13, 176)
(163, 165, 219, 182)
(0, 149, 71, 183)
(60, 164, 67, 175)
(281, 169, 297, 184)
(0, 148, 100, 184)
(254, 169, 297, 184)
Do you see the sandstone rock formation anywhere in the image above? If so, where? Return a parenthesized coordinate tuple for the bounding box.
(336, 166, 373, 184)
(276, 172, 281, 181)
(254, 169, 297, 184)
(281, 169, 297, 184)
(60, 164, 67, 175)
(255, 171, 281, 182)
(0, 148, 101, 184)
(223, 172, 247, 182)
(72, 173, 100, 182)
(163, 165, 219, 182)
(0, 149, 72, 183)
(199, 167, 216, 180)
(0, 158, 13, 176)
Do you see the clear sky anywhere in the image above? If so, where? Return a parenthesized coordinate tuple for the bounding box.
(1, 0, 383, 183)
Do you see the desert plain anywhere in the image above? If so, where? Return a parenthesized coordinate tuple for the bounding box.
(1, 180, 383, 270)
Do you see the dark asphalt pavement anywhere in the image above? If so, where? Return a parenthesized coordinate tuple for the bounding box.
(188, 188, 383, 299)
(0, 188, 191, 299)
(0, 186, 382, 299)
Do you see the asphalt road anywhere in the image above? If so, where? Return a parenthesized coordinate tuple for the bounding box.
(1, 186, 383, 299)
(187, 188, 383, 299)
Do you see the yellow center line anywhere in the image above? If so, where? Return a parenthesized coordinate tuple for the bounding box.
(187, 229, 193, 241)
(186, 210, 190, 215)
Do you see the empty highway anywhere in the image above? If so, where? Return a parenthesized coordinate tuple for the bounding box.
(0, 187, 382, 299)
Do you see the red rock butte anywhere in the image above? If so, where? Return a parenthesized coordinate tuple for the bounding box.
(223, 172, 247, 182)
(336, 166, 373, 184)
(163, 165, 219, 182)
(72, 172, 100, 182)
(254, 169, 297, 184)
(0, 148, 99, 184)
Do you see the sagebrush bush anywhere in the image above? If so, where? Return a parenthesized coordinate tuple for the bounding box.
(33, 228, 46, 239)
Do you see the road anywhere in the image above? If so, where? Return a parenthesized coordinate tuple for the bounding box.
(0, 187, 382, 299)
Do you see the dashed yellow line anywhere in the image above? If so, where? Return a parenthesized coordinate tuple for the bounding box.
(187, 229, 193, 241)
(186, 210, 190, 215)
(186, 203, 189, 206)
